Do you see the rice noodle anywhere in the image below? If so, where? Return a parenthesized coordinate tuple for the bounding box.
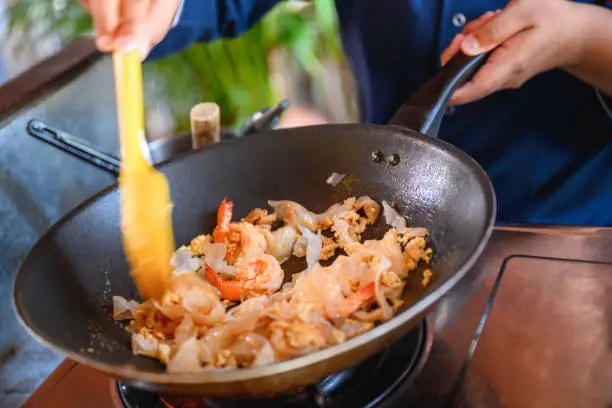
(167, 337, 202, 373)
(322, 197, 356, 218)
(224, 296, 266, 332)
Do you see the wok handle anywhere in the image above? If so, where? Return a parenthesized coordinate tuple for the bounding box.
(27, 119, 120, 176)
(388, 51, 490, 137)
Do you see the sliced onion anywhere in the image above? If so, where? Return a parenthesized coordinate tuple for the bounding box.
(171, 246, 201, 275)
(297, 225, 322, 272)
(381, 200, 407, 232)
(326, 172, 346, 187)
(112, 296, 140, 320)
(204, 243, 237, 277)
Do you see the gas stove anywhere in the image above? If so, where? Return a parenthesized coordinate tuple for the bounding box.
(21, 226, 612, 408)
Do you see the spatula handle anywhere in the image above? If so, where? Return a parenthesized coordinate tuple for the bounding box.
(113, 52, 148, 170)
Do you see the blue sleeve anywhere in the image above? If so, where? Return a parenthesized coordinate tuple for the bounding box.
(147, 0, 282, 61)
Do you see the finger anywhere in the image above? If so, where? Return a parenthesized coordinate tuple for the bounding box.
(462, 10, 496, 35)
(137, 0, 183, 60)
(461, 2, 532, 56)
(89, 0, 119, 52)
(441, 34, 465, 66)
(451, 34, 529, 105)
(441, 10, 499, 66)
(114, 0, 152, 53)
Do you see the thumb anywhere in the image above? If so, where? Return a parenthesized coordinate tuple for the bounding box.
(461, 2, 531, 56)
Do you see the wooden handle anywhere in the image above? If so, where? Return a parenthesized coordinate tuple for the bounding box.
(190, 102, 220, 149)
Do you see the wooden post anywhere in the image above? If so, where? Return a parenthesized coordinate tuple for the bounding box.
(190, 102, 220, 149)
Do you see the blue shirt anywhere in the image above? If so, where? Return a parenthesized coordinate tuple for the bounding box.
(150, 0, 612, 226)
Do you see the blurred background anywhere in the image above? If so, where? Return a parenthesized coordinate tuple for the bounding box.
(1, 0, 358, 139)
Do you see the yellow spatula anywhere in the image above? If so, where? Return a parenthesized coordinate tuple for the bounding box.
(113, 51, 174, 300)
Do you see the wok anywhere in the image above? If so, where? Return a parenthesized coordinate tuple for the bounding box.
(13, 52, 496, 397)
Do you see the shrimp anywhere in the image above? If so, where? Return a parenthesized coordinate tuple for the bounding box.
(213, 197, 233, 243)
(225, 222, 267, 265)
(205, 254, 284, 301)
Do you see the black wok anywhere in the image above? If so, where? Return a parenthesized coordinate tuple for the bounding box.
(13, 52, 495, 397)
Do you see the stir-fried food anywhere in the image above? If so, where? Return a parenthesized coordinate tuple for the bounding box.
(112, 197, 434, 373)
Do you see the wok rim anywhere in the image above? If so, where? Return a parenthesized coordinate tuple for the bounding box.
(13, 123, 496, 386)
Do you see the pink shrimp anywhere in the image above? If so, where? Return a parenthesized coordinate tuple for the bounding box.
(213, 197, 233, 244)
(205, 254, 284, 301)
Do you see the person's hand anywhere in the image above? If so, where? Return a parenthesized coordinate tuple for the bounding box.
(441, 0, 588, 105)
(79, 0, 182, 60)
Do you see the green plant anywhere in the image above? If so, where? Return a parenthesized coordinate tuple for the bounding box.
(6, 0, 351, 132)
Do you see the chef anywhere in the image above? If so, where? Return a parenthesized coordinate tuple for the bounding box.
(80, 0, 612, 226)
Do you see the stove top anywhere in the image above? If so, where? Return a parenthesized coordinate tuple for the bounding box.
(21, 226, 612, 408)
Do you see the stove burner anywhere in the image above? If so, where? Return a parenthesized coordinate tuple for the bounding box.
(118, 319, 431, 408)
